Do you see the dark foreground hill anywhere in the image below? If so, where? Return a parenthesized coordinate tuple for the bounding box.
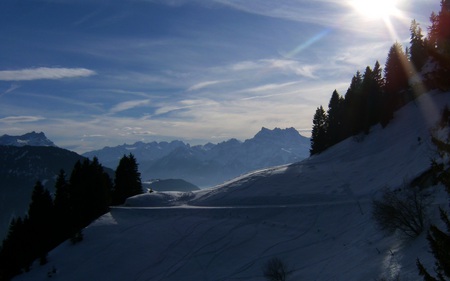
(0, 145, 85, 241)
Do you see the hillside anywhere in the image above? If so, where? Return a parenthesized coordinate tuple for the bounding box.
(0, 145, 86, 241)
(144, 179, 200, 192)
(13, 89, 450, 281)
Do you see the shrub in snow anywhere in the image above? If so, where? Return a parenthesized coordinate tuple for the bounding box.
(262, 257, 289, 281)
(372, 184, 431, 238)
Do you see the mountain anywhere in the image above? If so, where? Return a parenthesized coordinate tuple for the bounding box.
(83, 140, 187, 169)
(14, 89, 450, 281)
(84, 127, 310, 187)
(0, 131, 56, 147)
(0, 145, 85, 241)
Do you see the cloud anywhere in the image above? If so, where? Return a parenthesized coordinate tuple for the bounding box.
(187, 80, 227, 91)
(227, 59, 318, 79)
(0, 83, 21, 96)
(110, 99, 151, 113)
(214, 0, 345, 26)
(0, 115, 45, 123)
(0, 67, 96, 81)
(153, 99, 218, 117)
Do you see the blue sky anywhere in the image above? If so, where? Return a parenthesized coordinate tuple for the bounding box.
(0, 0, 440, 153)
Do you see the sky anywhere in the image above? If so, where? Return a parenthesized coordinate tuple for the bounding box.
(0, 0, 440, 153)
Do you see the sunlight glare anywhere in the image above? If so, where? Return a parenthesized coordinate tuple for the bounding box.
(350, 0, 399, 20)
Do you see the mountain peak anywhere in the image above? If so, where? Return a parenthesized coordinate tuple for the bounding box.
(0, 131, 56, 147)
(252, 127, 304, 141)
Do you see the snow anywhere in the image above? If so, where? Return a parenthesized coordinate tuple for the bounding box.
(14, 90, 450, 281)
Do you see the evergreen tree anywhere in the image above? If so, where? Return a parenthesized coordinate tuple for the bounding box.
(310, 105, 328, 155)
(0, 217, 29, 280)
(361, 62, 384, 133)
(384, 42, 410, 98)
(53, 170, 73, 242)
(27, 181, 53, 223)
(382, 43, 410, 125)
(27, 181, 55, 262)
(113, 154, 143, 205)
(410, 19, 427, 71)
(428, 0, 450, 55)
(326, 90, 345, 146)
(343, 71, 363, 136)
(68, 158, 112, 230)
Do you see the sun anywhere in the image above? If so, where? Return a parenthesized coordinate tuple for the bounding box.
(350, 0, 399, 20)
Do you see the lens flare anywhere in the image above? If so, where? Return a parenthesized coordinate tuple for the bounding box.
(350, 0, 400, 20)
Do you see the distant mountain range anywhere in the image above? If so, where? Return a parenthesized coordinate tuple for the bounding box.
(84, 127, 310, 187)
(0, 129, 309, 239)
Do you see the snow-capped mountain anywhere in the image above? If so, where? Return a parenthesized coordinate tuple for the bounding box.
(84, 127, 310, 187)
(14, 89, 450, 281)
(0, 132, 56, 147)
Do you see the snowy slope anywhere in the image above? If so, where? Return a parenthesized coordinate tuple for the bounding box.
(14, 90, 450, 281)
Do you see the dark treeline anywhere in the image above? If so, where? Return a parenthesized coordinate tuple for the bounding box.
(310, 0, 450, 155)
(0, 154, 142, 281)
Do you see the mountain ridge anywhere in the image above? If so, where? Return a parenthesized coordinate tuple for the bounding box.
(84, 127, 310, 187)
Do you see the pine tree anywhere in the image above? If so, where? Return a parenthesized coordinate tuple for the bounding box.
(327, 89, 345, 146)
(53, 169, 73, 243)
(410, 19, 427, 71)
(343, 71, 363, 136)
(384, 42, 410, 98)
(27, 181, 55, 262)
(428, 0, 450, 55)
(361, 62, 384, 133)
(68, 158, 112, 230)
(113, 154, 143, 205)
(382, 43, 410, 126)
(0, 217, 29, 280)
(310, 106, 328, 155)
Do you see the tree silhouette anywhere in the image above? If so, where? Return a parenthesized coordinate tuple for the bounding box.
(428, 0, 450, 55)
(310, 106, 328, 155)
(410, 20, 427, 71)
(326, 89, 345, 146)
(113, 154, 143, 205)
(343, 71, 363, 136)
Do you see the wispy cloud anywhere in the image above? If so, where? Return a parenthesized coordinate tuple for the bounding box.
(110, 99, 151, 114)
(187, 80, 228, 91)
(227, 59, 318, 79)
(0, 67, 96, 81)
(214, 0, 345, 26)
(0, 115, 45, 123)
(153, 99, 218, 117)
(0, 83, 21, 96)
